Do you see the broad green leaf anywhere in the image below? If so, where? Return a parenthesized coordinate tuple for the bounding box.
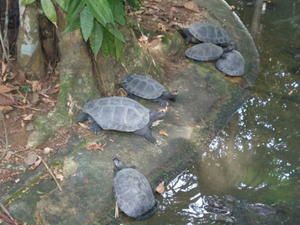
(22, 0, 35, 5)
(41, 0, 57, 25)
(89, 23, 103, 56)
(80, 6, 94, 41)
(55, 0, 67, 11)
(109, 0, 126, 25)
(64, 17, 80, 33)
(101, 28, 115, 57)
(67, 0, 84, 20)
(114, 37, 124, 60)
(86, 0, 113, 26)
(107, 25, 125, 42)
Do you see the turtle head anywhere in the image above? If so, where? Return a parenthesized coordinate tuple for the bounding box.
(113, 157, 126, 171)
(224, 41, 236, 52)
(162, 90, 178, 102)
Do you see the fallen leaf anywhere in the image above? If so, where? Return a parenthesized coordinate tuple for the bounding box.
(53, 168, 64, 181)
(22, 114, 33, 121)
(184, 1, 200, 12)
(0, 105, 13, 113)
(159, 130, 169, 137)
(30, 156, 42, 170)
(0, 85, 13, 94)
(116, 88, 127, 97)
(155, 181, 165, 194)
(78, 122, 89, 129)
(28, 80, 42, 92)
(138, 34, 149, 44)
(0, 93, 15, 105)
(86, 142, 106, 151)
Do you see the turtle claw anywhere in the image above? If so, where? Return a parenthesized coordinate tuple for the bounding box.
(90, 122, 102, 135)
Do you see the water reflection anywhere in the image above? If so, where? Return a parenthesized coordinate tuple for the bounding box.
(129, 0, 299, 224)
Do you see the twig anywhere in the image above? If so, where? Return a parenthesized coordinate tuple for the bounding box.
(0, 202, 17, 225)
(0, 212, 16, 225)
(41, 158, 62, 192)
(114, 201, 119, 218)
(0, 113, 9, 159)
(0, 28, 8, 61)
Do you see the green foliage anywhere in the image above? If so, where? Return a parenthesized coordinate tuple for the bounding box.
(80, 6, 94, 41)
(89, 23, 103, 56)
(126, 0, 140, 9)
(41, 0, 57, 25)
(21, 0, 140, 58)
(22, 0, 35, 5)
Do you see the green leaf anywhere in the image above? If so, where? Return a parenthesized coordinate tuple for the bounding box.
(55, 0, 67, 11)
(107, 25, 125, 42)
(67, 0, 84, 21)
(22, 0, 36, 5)
(109, 0, 126, 25)
(101, 28, 115, 57)
(41, 0, 57, 25)
(89, 23, 103, 56)
(80, 6, 94, 41)
(86, 0, 113, 26)
(114, 37, 124, 60)
(64, 17, 80, 33)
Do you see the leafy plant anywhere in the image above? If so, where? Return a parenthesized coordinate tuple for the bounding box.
(21, 0, 140, 58)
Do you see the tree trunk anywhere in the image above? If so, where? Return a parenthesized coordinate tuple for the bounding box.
(16, 1, 45, 79)
(26, 10, 99, 149)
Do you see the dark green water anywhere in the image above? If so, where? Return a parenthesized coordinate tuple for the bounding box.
(131, 0, 299, 224)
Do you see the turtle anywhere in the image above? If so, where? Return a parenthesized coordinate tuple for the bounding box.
(178, 27, 201, 44)
(215, 50, 245, 76)
(121, 74, 177, 106)
(77, 96, 165, 143)
(113, 157, 158, 220)
(187, 22, 232, 47)
(185, 43, 224, 61)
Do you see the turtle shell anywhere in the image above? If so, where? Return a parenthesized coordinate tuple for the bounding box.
(188, 22, 231, 46)
(185, 43, 224, 61)
(122, 74, 166, 99)
(83, 97, 150, 132)
(216, 50, 245, 76)
(114, 167, 156, 218)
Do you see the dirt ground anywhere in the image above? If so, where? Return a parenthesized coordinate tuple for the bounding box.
(0, 0, 209, 185)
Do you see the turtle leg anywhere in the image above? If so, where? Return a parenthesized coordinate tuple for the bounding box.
(154, 98, 169, 107)
(134, 125, 156, 143)
(76, 112, 89, 123)
(126, 92, 136, 99)
(89, 117, 102, 134)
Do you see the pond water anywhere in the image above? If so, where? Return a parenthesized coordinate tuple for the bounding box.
(133, 0, 300, 224)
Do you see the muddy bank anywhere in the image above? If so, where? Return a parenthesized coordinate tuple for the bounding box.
(0, 0, 259, 224)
